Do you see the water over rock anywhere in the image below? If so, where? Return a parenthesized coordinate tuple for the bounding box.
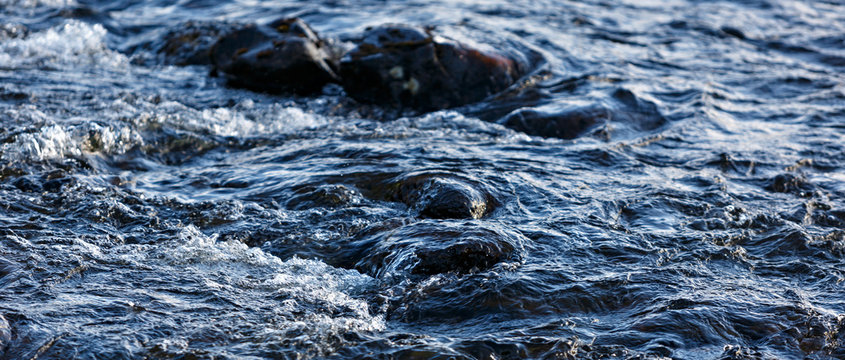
(353, 221, 525, 277)
(501, 103, 610, 139)
(498, 88, 666, 139)
(286, 184, 362, 210)
(339, 25, 526, 110)
(211, 18, 339, 95)
(373, 173, 494, 220)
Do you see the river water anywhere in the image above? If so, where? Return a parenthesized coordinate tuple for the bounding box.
(0, 0, 844, 359)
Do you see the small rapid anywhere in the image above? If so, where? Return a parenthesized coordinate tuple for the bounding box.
(1, 0, 844, 359)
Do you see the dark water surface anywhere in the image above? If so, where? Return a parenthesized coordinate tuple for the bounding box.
(1, 0, 844, 358)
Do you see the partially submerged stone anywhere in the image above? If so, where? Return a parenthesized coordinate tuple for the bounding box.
(415, 178, 488, 220)
(501, 103, 609, 139)
(499, 88, 667, 139)
(211, 18, 339, 94)
(339, 25, 525, 110)
(385, 174, 494, 220)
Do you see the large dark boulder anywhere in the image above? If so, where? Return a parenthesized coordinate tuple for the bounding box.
(339, 25, 526, 110)
(211, 18, 339, 95)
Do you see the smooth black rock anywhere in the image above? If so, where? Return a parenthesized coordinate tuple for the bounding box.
(339, 25, 525, 110)
(211, 18, 339, 94)
(501, 104, 609, 139)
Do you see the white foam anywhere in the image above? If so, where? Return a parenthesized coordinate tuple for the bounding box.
(0, 20, 127, 70)
(1, 119, 142, 162)
(167, 101, 328, 137)
(117, 98, 329, 138)
(155, 226, 384, 332)
(0, 0, 76, 8)
(387, 110, 532, 143)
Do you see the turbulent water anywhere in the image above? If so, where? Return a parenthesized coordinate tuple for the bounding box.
(0, 0, 844, 359)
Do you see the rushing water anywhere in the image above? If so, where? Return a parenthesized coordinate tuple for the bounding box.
(0, 0, 844, 359)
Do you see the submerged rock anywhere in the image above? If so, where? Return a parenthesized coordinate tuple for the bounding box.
(339, 25, 526, 110)
(286, 184, 362, 210)
(211, 18, 339, 94)
(499, 88, 666, 139)
(501, 103, 609, 139)
(353, 221, 525, 277)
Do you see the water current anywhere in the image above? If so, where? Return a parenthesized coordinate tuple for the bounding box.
(0, 0, 844, 358)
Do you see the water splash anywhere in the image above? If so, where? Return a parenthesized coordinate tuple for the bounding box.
(0, 21, 127, 70)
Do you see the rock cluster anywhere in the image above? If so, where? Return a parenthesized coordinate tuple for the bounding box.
(155, 17, 527, 110)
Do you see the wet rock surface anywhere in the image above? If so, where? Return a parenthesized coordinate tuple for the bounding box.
(609, 88, 667, 131)
(211, 18, 339, 94)
(339, 25, 526, 110)
(414, 178, 489, 220)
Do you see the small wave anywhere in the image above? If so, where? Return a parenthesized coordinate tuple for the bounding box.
(0, 20, 127, 70)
